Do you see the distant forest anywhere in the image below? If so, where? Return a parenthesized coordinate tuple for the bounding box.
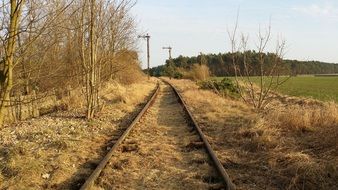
(150, 51, 338, 77)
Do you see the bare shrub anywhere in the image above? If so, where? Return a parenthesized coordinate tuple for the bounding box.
(228, 15, 289, 110)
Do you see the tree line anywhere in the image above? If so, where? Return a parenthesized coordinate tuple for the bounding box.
(150, 51, 338, 77)
(0, 0, 140, 125)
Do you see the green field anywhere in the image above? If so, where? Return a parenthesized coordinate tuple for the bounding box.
(218, 76, 338, 102)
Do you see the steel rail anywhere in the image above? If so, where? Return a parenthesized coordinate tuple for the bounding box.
(80, 83, 160, 190)
(165, 80, 236, 190)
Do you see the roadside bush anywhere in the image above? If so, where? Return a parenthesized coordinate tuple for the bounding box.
(197, 78, 238, 97)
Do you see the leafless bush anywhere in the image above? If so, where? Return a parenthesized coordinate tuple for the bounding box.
(228, 16, 289, 110)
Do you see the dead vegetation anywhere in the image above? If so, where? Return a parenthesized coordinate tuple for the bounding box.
(166, 78, 338, 190)
(0, 79, 157, 189)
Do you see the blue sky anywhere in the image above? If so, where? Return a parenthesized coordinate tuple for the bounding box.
(133, 0, 338, 68)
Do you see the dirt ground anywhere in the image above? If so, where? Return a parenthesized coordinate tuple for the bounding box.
(166, 78, 338, 190)
(0, 80, 157, 190)
(93, 82, 222, 190)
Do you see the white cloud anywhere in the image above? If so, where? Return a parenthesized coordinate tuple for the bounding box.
(293, 4, 338, 18)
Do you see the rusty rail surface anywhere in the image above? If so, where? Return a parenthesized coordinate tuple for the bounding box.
(80, 83, 160, 190)
(164, 80, 236, 190)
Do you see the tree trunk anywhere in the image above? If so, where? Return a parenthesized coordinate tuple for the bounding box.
(86, 0, 97, 119)
(0, 0, 25, 126)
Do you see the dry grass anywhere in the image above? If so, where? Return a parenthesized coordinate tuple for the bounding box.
(165, 77, 338, 190)
(265, 101, 338, 131)
(0, 78, 157, 189)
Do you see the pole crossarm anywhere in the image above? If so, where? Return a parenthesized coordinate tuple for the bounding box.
(138, 34, 150, 39)
(162, 46, 172, 59)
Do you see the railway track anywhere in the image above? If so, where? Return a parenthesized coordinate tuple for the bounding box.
(80, 81, 235, 190)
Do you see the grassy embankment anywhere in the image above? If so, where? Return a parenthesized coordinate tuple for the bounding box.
(216, 76, 338, 102)
(167, 78, 338, 189)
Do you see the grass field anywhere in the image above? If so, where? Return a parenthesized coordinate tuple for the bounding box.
(217, 76, 338, 102)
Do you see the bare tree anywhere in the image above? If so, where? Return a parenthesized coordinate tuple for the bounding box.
(228, 18, 289, 110)
(0, 0, 73, 125)
(75, 0, 97, 119)
(75, 0, 137, 119)
(0, 0, 138, 125)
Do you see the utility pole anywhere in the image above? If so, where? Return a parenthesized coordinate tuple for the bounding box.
(162, 46, 172, 59)
(163, 46, 174, 80)
(138, 33, 151, 80)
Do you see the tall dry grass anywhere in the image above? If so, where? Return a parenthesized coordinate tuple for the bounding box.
(61, 69, 147, 113)
(266, 101, 338, 132)
(100, 78, 157, 109)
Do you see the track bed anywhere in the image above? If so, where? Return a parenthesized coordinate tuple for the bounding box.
(90, 82, 224, 189)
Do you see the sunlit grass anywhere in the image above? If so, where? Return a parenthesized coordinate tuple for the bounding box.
(215, 76, 338, 102)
